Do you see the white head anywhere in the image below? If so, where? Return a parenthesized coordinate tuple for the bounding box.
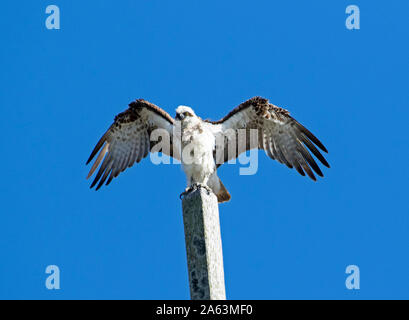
(175, 105, 196, 121)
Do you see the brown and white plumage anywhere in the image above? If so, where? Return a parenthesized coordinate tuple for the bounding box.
(86, 97, 330, 201)
(86, 99, 178, 190)
(208, 96, 330, 181)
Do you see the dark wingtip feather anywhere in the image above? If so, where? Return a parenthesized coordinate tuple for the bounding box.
(106, 170, 116, 186)
(95, 176, 106, 191)
(89, 158, 110, 189)
(321, 158, 330, 168)
(304, 168, 316, 181)
(298, 132, 330, 168)
(86, 150, 96, 165)
(87, 138, 106, 165)
(296, 145, 324, 177)
(320, 145, 328, 153)
(311, 162, 324, 177)
(291, 118, 328, 153)
(303, 128, 328, 153)
(95, 161, 114, 190)
(300, 160, 316, 181)
(86, 156, 93, 165)
(90, 178, 99, 189)
(293, 162, 306, 177)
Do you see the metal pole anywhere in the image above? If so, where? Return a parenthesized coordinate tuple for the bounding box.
(181, 188, 226, 300)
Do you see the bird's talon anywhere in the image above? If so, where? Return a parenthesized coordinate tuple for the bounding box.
(196, 184, 212, 195)
(204, 186, 212, 195)
(180, 184, 213, 199)
(180, 186, 196, 199)
(180, 187, 191, 199)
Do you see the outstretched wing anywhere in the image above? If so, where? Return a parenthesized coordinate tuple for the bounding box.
(208, 96, 330, 180)
(86, 99, 179, 190)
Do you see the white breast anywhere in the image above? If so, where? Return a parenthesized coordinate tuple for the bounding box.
(181, 119, 216, 185)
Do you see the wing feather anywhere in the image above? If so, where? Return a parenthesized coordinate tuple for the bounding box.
(136, 130, 144, 163)
(263, 132, 275, 160)
(87, 143, 109, 179)
(96, 160, 114, 190)
(86, 99, 177, 189)
(299, 132, 330, 168)
(296, 150, 315, 180)
(90, 152, 113, 189)
(294, 137, 323, 177)
(208, 97, 329, 180)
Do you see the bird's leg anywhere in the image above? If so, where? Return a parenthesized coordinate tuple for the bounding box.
(179, 183, 199, 199)
(189, 183, 203, 193)
(198, 184, 212, 195)
(179, 188, 190, 199)
(179, 182, 212, 199)
(194, 181, 213, 196)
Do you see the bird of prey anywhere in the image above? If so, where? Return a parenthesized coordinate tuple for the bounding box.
(86, 97, 329, 203)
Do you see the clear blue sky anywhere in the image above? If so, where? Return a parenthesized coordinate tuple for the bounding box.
(1, 0, 408, 299)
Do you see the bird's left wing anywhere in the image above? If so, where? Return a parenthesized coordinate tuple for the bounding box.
(207, 96, 330, 180)
(86, 99, 179, 190)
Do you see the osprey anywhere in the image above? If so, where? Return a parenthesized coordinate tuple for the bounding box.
(86, 97, 329, 203)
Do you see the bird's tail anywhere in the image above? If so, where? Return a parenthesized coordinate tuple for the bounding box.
(216, 178, 231, 203)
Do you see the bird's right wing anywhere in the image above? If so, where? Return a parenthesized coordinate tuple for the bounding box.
(86, 99, 180, 190)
